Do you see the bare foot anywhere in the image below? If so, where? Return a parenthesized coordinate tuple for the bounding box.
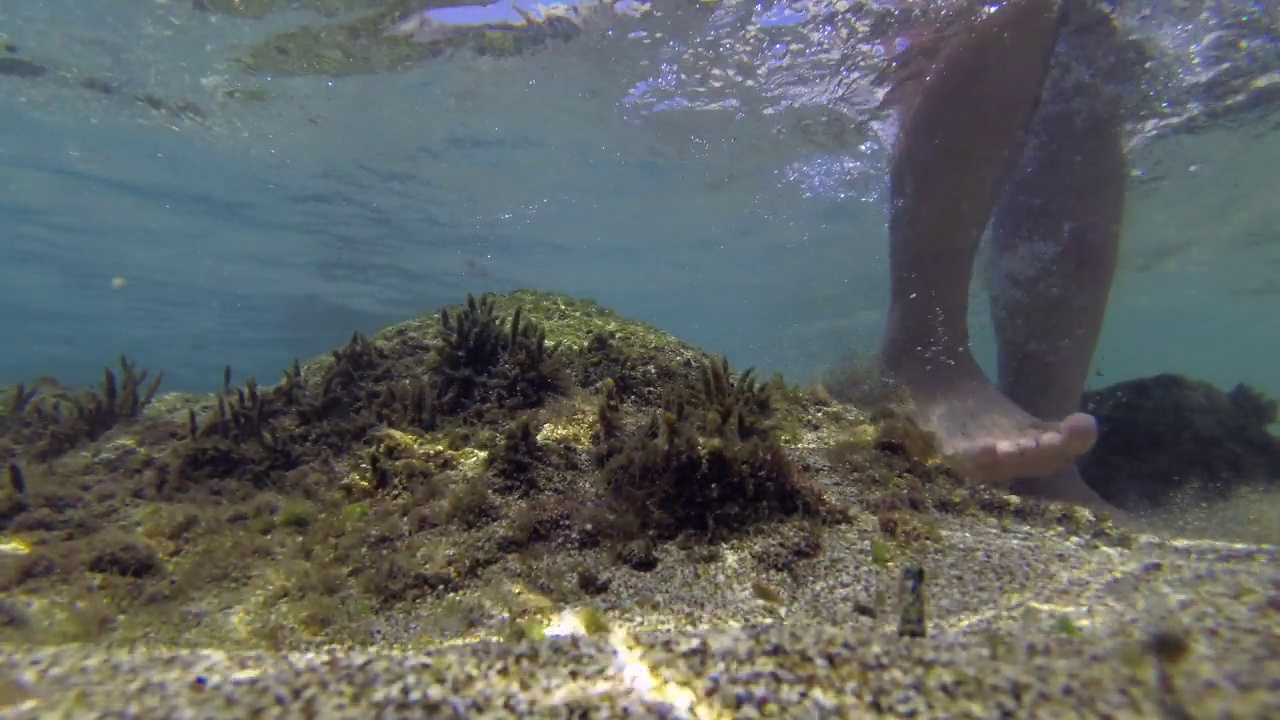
(891, 358, 1098, 485)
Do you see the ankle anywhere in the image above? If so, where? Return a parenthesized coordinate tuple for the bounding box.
(880, 336, 978, 384)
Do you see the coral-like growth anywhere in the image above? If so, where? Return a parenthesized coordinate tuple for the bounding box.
(598, 357, 825, 541)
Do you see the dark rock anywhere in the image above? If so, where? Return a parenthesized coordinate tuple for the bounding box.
(1080, 374, 1280, 508)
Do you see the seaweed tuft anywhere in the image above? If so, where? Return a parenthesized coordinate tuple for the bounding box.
(432, 293, 565, 420)
(598, 356, 826, 541)
(487, 414, 543, 493)
(1, 357, 163, 462)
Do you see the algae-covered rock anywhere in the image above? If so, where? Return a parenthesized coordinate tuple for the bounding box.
(0, 289, 1130, 655)
(1080, 373, 1280, 509)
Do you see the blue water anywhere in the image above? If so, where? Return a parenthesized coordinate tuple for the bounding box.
(1, 0, 1278, 399)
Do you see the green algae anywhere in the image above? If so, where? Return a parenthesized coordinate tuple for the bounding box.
(869, 537, 892, 566)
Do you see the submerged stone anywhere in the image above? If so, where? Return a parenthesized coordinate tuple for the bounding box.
(1080, 373, 1280, 509)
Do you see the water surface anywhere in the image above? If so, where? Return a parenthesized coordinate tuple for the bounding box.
(1, 0, 1278, 396)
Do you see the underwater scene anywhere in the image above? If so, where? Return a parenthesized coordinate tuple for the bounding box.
(1, 0, 1279, 716)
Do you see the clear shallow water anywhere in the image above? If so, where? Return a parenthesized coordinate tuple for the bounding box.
(0, 0, 1278, 399)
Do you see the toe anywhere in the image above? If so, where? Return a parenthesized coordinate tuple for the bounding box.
(1059, 412, 1099, 455)
(978, 432, 1075, 483)
(927, 404, 1100, 486)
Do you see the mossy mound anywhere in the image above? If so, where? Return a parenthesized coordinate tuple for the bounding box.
(193, 0, 390, 21)
(231, 6, 436, 77)
(1080, 373, 1280, 509)
(0, 290, 1125, 652)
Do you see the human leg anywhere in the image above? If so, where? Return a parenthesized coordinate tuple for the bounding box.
(880, 0, 1098, 484)
(988, 14, 1127, 509)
